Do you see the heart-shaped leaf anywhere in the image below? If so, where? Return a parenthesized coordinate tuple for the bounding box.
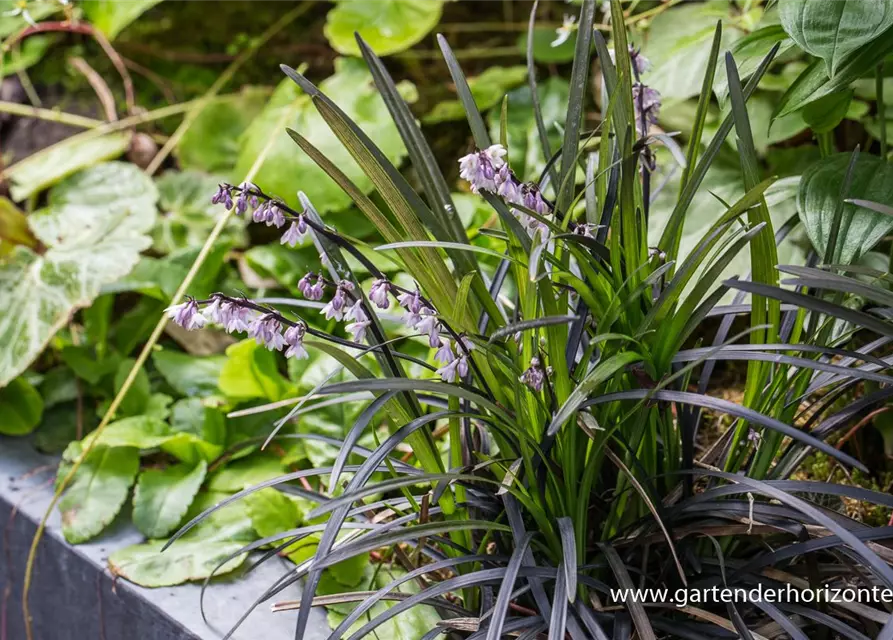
(133, 461, 207, 538)
(798, 152, 893, 264)
(59, 445, 139, 543)
(234, 57, 414, 212)
(779, 0, 893, 76)
(324, 0, 442, 57)
(0, 163, 158, 387)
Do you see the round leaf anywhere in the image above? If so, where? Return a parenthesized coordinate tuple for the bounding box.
(0, 376, 44, 435)
(324, 0, 442, 57)
(798, 152, 893, 264)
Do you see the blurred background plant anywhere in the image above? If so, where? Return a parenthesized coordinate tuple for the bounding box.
(2, 1, 893, 639)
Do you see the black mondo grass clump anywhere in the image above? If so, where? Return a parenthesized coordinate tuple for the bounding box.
(165, 2, 893, 639)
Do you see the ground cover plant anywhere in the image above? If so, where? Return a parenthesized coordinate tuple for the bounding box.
(2, 1, 893, 639)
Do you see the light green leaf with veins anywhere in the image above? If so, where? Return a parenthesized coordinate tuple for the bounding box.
(0, 163, 157, 387)
(133, 461, 207, 538)
(59, 446, 139, 543)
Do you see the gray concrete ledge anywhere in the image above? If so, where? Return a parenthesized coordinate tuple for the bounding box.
(0, 437, 329, 640)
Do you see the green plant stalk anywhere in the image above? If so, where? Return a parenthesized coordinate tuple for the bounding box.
(878, 62, 888, 160)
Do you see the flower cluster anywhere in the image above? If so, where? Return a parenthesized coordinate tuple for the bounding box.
(520, 356, 551, 392)
(628, 47, 661, 135)
(458, 144, 552, 238)
(211, 182, 310, 249)
(165, 295, 310, 360)
(435, 335, 474, 383)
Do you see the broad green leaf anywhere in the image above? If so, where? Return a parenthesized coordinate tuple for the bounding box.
(207, 455, 286, 492)
(37, 366, 79, 408)
(133, 461, 207, 538)
(81, 0, 164, 39)
(109, 492, 256, 587)
(113, 358, 151, 417)
(153, 349, 227, 396)
(0, 36, 52, 80)
(82, 415, 172, 450)
(160, 433, 223, 465)
(110, 242, 230, 301)
(0, 376, 43, 435)
(517, 26, 578, 64)
(326, 566, 442, 638)
(244, 487, 301, 539)
(152, 170, 246, 254)
(235, 57, 415, 212)
(487, 77, 569, 180)
(0, 163, 157, 387)
(642, 2, 739, 100)
(798, 152, 893, 263)
(802, 90, 853, 133)
(775, 29, 893, 116)
(34, 404, 91, 454)
(778, 0, 893, 76)
(324, 0, 443, 57)
(5, 133, 132, 202)
(170, 398, 226, 445)
(217, 338, 291, 401)
(175, 88, 267, 173)
(59, 446, 139, 543)
(424, 66, 528, 125)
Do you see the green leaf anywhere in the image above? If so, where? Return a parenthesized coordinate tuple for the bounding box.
(81, 0, 164, 39)
(82, 415, 172, 450)
(59, 346, 121, 385)
(206, 455, 285, 492)
(775, 28, 893, 116)
(217, 338, 291, 401)
(153, 349, 227, 396)
(642, 2, 740, 100)
(0, 376, 43, 435)
(152, 170, 246, 254)
(798, 152, 893, 263)
(108, 492, 256, 587)
(423, 66, 529, 125)
(802, 90, 854, 133)
(244, 487, 301, 539)
(133, 461, 207, 539)
(0, 163, 158, 387)
(0, 1, 60, 37)
(324, 0, 443, 57)
(325, 566, 442, 639)
(175, 88, 267, 173)
(0, 36, 53, 80)
(170, 398, 225, 444)
(778, 0, 893, 76)
(243, 243, 318, 290)
(113, 358, 151, 417)
(517, 26, 578, 64)
(235, 57, 414, 212)
(713, 25, 796, 104)
(5, 133, 132, 202)
(59, 446, 139, 543)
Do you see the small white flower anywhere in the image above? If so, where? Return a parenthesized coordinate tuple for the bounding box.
(551, 14, 577, 47)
